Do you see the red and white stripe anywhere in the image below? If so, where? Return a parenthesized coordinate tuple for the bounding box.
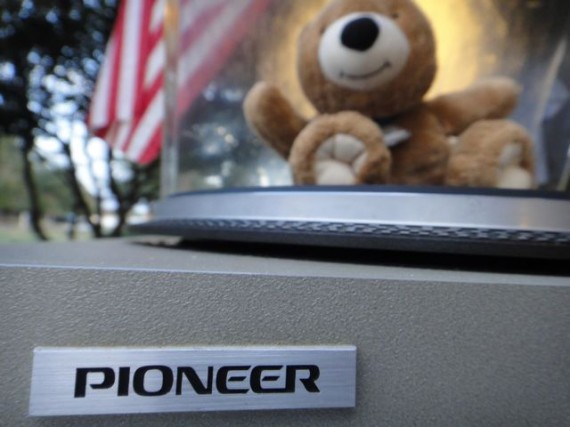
(88, 0, 269, 165)
(176, 0, 269, 115)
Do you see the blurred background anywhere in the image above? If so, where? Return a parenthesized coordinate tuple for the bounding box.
(0, 0, 159, 242)
(1, 0, 569, 243)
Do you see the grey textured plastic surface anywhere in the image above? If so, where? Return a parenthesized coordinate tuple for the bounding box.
(1, 239, 569, 426)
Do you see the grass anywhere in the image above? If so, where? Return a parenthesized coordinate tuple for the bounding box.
(0, 222, 36, 243)
(0, 219, 91, 244)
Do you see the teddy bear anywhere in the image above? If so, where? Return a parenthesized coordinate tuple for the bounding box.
(244, 0, 535, 189)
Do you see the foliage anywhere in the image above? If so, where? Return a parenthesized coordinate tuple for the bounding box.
(0, 1, 116, 135)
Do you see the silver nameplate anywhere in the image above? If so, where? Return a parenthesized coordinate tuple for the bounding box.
(29, 346, 356, 416)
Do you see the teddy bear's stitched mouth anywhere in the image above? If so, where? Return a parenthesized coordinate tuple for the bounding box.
(340, 60, 392, 80)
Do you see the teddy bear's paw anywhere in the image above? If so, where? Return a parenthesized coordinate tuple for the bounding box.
(497, 143, 533, 189)
(314, 134, 368, 185)
(447, 120, 535, 189)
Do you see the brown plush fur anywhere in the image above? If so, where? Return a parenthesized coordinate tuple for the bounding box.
(298, 0, 437, 117)
(243, 82, 307, 159)
(446, 120, 535, 187)
(289, 112, 392, 184)
(244, 0, 535, 188)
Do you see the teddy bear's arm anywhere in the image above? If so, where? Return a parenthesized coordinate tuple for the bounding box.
(427, 77, 521, 136)
(244, 82, 307, 159)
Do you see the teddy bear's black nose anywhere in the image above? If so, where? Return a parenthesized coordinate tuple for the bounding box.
(341, 17, 380, 52)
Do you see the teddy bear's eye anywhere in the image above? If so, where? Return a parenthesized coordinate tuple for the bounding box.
(391, 12, 400, 19)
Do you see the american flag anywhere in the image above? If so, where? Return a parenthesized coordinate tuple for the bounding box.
(88, 0, 269, 165)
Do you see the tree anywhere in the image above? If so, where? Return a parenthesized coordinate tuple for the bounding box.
(0, 0, 159, 239)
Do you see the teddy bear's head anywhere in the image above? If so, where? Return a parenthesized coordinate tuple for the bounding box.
(297, 0, 437, 118)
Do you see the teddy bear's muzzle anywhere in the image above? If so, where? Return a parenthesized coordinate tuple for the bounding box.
(318, 12, 411, 91)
